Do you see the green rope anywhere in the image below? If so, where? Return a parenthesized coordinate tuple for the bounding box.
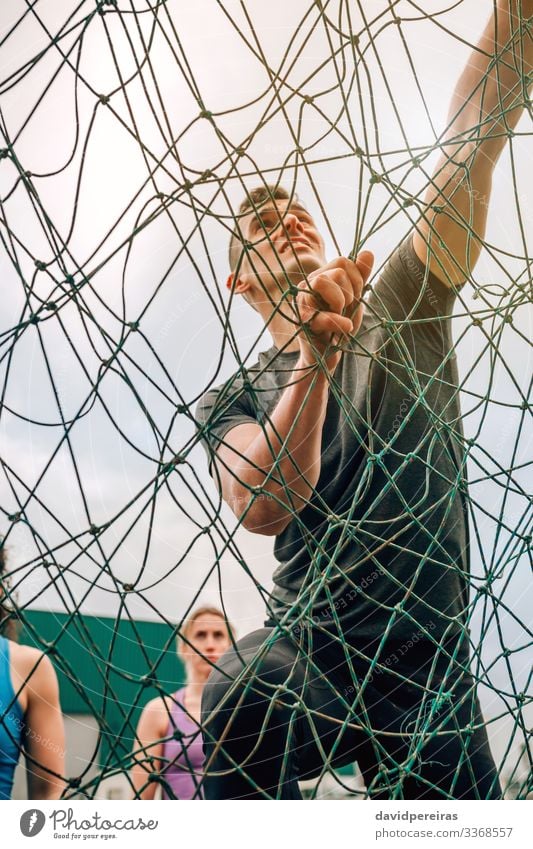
(0, 1, 531, 800)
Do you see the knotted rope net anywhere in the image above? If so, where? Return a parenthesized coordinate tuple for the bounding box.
(0, 0, 531, 799)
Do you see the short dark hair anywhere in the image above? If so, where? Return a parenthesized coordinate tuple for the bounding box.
(0, 541, 19, 641)
(228, 184, 293, 271)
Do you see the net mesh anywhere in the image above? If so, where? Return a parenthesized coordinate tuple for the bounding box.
(0, 0, 531, 799)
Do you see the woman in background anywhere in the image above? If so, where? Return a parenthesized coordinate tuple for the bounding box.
(0, 544, 65, 799)
(132, 605, 233, 800)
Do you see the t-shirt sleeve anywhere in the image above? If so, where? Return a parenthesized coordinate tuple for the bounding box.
(195, 377, 258, 474)
(366, 233, 462, 353)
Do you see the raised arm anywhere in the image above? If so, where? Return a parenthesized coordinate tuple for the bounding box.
(413, 0, 533, 286)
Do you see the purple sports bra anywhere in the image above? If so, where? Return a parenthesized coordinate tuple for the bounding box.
(161, 688, 204, 800)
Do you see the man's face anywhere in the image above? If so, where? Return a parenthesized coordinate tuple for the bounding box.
(231, 200, 327, 304)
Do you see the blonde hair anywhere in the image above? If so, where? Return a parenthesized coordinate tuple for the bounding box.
(179, 605, 234, 649)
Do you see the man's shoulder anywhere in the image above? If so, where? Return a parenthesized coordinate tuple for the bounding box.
(366, 234, 458, 321)
(195, 346, 288, 419)
(194, 353, 265, 428)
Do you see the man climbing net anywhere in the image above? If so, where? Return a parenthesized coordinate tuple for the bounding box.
(195, 1, 533, 799)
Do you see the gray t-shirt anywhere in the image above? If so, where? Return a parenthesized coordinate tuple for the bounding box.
(196, 236, 469, 643)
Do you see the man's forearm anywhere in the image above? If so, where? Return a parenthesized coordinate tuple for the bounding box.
(414, 1, 532, 285)
(448, 0, 532, 155)
(231, 358, 331, 534)
(220, 254, 369, 535)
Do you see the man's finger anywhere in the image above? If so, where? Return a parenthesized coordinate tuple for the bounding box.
(298, 273, 347, 315)
(307, 311, 353, 338)
(355, 250, 374, 285)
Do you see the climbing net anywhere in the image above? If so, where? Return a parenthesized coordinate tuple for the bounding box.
(0, 0, 531, 799)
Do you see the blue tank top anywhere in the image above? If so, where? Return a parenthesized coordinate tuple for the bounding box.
(0, 636, 24, 800)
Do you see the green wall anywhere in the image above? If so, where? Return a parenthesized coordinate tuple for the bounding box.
(20, 610, 185, 767)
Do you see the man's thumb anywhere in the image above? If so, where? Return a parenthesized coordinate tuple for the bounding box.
(356, 250, 374, 284)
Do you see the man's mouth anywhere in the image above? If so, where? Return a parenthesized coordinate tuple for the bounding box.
(281, 238, 312, 253)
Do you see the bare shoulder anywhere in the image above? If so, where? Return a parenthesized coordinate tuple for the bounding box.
(8, 642, 54, 682)
(142, 694, 172, 715)
(7, 643, 57, 712)
(137, 695, 172, 737)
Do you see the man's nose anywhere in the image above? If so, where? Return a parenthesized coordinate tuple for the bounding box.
(283, 213, 302, 233)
